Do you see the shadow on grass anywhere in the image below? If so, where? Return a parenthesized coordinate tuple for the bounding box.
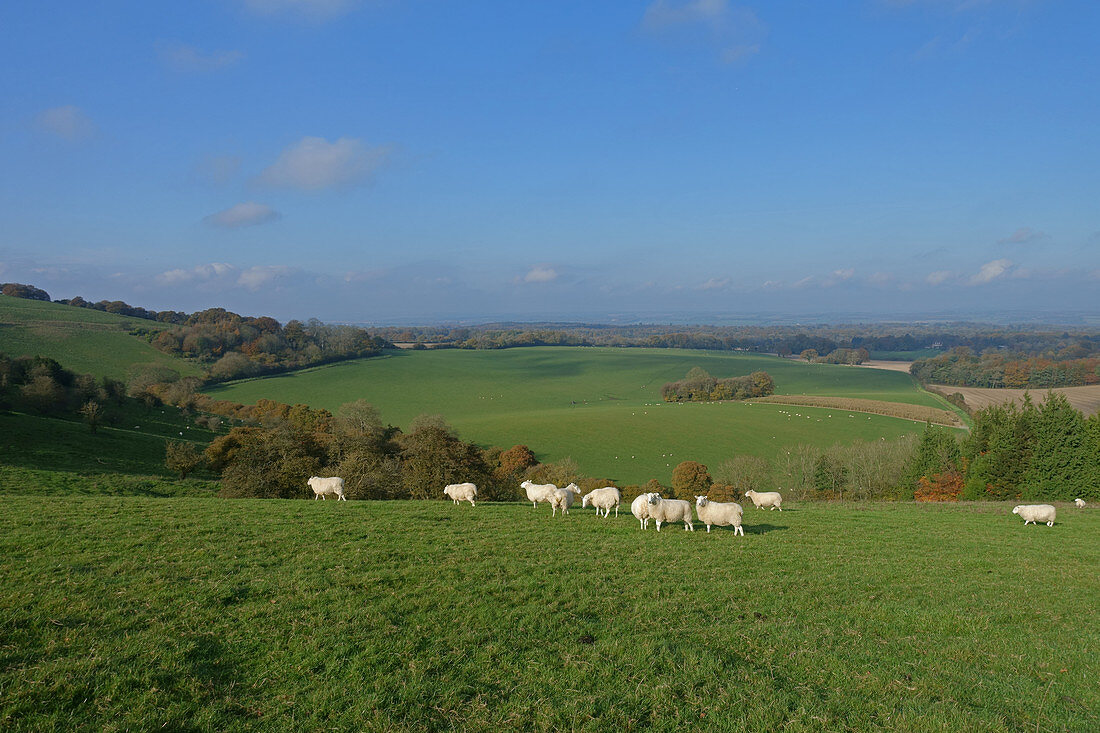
(741, 523, 788, 535)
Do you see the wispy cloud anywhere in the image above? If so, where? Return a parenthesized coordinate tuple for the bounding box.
(203, 202, 281, 229)
(642, 1, 766, 64)
(238, 265, 294, 290)
(969, 258, 1013, 285)
(240, 0, 357, 20)
(157, 42, 244, 72)
(157, 262, 236, 285)
(523, 266, 559, 283)
(257, 136, 393, 191)
(35, 105, 97, 141)
(997, 226, 1049, 246)
(926, 270, 954, 286)
(696, 277, 730, 290)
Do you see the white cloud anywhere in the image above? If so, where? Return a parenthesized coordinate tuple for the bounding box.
(523, 266, 558, 283)
(238, 265, 293, 290)
(157, 263, 237, 284)
(821, 268, 855, 287)
(203, 202, 281, 229)
(997, 226, 1048, 246)
(257, 136, 392, 191)
(792, 275, 815, 289)
(969, 258, 1013, 285)
(36, 105, 96, 141)
(643, 0, 730, 29)
(241, 0, 357, 20)
(926, 270, 954, 286)
(158, 42, 243, 72)
(696, 277, 730, 290)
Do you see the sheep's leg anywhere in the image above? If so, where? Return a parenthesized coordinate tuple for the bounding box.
(706, 525, 711, 533)
(736, 525, 743, 536)
(1047, 520, 1054, 526)
(655, 521, 662, 532)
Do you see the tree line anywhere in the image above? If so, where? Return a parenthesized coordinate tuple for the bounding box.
(911, 348, 1100, 388)
(0, 352, 126, 430)
(660, 367, 775, 402)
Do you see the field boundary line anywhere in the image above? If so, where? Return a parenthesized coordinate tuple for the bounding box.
(747, 395, 964, 428)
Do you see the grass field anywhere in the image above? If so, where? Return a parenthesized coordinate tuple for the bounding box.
(0, 297, 200, 380)
(207, 347, 955, 484)
(1, 497, 1096, 731)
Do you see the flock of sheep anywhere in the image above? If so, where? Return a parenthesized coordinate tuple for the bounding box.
(307, 475, 1087, 529)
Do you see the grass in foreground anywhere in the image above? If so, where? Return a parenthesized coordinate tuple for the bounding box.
(2, 498, 1096, 731)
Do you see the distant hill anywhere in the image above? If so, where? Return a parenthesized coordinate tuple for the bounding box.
(0, 296, 200, 381)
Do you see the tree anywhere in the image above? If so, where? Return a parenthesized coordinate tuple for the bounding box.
(800, 349, 818, 362)
(79, 400, 104, 433)
(399, 416, 489, 500)
(165, 440, 204, 479)
(671, 461, 712, 500)
(1, 282, 51, 301)
(713, 455, 771, 499)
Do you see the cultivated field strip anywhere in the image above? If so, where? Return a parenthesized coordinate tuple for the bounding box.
(748, 395, 963, 427)
(931, 384, 1100, 417)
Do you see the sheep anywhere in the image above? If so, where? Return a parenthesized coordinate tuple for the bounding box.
(630, 493, 657, 529)
(582, 486, 622, 518)
(443, 482, 477, 507)
(1075, 498, 1086, 508)
(521, 480, 558, 508)
(694, 495, 744, 535)
(549, 487, 576, 517)
(1012, 504, 1057, 527)
(646, 494, 694, 532)
(744, 489, 782, 511)
(308, 476, 346, 501)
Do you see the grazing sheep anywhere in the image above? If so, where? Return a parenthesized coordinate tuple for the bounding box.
(1012, 504, 1057, 527)
(1075, 498, 1086, 508)
(549, 487, 576, 517)
(631, 493, 657, 529)
(647, 494, 694, 532)
(582, 486, 622, 518)
(694, 496, 744, 536)
(521, 480, 558, 508)
(308, 476, 346, 501)
(443, 482, 478, 506)
(744, 489, 782, 511)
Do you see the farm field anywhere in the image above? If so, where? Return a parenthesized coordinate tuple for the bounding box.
(934, 384, 1100, 417)
(0, 297, 200, 380)
(206, 347, 952, 484)
(1, 497, 1096, 731)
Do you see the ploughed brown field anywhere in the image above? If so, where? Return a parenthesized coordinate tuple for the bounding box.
(853, 360, 915, 373)
(932, 384, 1100, 416)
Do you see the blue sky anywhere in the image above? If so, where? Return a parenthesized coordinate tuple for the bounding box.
(1, 0, 1097, 323)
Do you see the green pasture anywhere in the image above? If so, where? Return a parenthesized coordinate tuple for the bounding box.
(0, 297, 199, 380)
(2, 497, 1096, 731)
(207, 347, 951, 484)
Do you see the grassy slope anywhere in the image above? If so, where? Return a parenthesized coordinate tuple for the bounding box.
(207, 348, 951, 484)
(0, 296, 200, 380)
(1, 498, 1095, 731)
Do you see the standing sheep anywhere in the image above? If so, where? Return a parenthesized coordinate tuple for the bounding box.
(521, 480, 558, 508)
(744, 489, 783, 511)
(582, 486, 622, 517)
(1012, 504, 1057, 526)
(1075, 498, 1086, 508)
(308, 476, 346, 501)
(549, 487, 576, 517)
(694, 496, 744, 535)
(631, 493, 656, 529)
(647, 494, 694, 532)
(443, 482, 478, 506)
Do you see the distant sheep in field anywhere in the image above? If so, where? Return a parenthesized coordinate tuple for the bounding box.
(694, 496, 743, 535)
(647, 494, 694, 532)
(308, 476, 346, 501)
(1075, 498, 1086, 508)
(1012, 504, 1056, 527)
(521, 480, 558, 508)
(549, 487, 577, 517)
(631, 493, 658, 529)
(744, 489, 782, 511)
(443, 482, 477, 506)
(582, 486, 622, 517)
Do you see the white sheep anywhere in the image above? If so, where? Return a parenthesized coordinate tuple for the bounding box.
(647, 494, 694, 532)
(744, 489, 782, 511)
(549, 487, 576, 517)
(630, 493, 656, 529)
(694, 496, 744, 535)
(582, 486, 622, 517)
(308, 476, 346, 501)
(1075, 498, 1086, 508)
(443, 482, 477, 506)
(1012, 504, 1057, 527)
(521, 480, 558, 508)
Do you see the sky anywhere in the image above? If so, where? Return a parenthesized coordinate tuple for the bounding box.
(1, 0, 1098, 324)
